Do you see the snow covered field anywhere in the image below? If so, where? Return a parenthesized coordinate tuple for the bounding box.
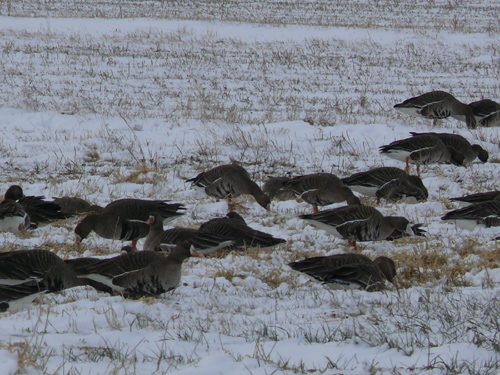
(0, 1, 500, 374)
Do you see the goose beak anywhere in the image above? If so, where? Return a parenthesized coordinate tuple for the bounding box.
(146, 215, 155, 225)
(462, 163, 467, 168)
(75, 234, 82, 246)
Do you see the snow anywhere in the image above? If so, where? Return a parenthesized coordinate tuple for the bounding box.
(0, 3, 500, 374)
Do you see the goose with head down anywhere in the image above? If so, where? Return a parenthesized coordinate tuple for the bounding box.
(394, 90, 477, 129)
(0, 249, 89, 312)
(300, 205, 415, 249)
(289, 253, 397, 291)
(198, 212, 286, 249)
(280, 173, 360, 212)
(341, 166, 428, 202)
(379, 134, 466, 176)
(186, 164, 270, 210)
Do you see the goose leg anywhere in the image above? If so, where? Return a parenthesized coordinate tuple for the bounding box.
(313, 205, 319, 213)
(348, 240, 357, 250)
(405, 157, 410, 173)
(416, 165, 421, 177)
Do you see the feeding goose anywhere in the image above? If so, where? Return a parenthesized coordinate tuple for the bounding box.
(409, 132, 488, 164)
(466, 99, 500, 128)
(441, 201, 500, 230)
(394, 90, 477, 129)
(300, 205, 415, 249)
(289, 254, 397, 291)
(375, 178, 428, 204)
(52, 196, 103, 215)
(449, 191, 500, 207)
(280, 173, 360, 212)
(0, 249, 89, 312)
(341, 167, 428, 202)
(379, 134, 465, 176)
(186, 164, 270, 210)
(198, 212, 286, 249)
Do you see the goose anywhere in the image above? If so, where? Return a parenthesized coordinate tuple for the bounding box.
(3, 185, 74, 225)
(280, 173, 360, 212)
(143, 212, 234, 254)
(74, 199, 185, 249)
(409, 131, 488, 164)
(198, 212, 286, 249)
(289, 254, 397, 291)
(300, 205, 414, 249)
(186, 164, 270, 210)
(0, 249, 88, 311)
(262, 176, 295, 201)
(69, 242, 203, 298)
(52, 196, 103, 214)
(465, 99, 500, 127)
(375, 178, 428, 204)
(449, 191, 500, 207)
(0, 200, 30, 233)
(441, 201, 500, 230)
(394, 90, 477, 129)
(341, 167, 428, 200)
(379, 134, 466, 176)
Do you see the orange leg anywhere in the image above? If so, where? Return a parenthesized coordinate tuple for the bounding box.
(131, 240, 137, 251)
(313, 206, 319, 213)
(348, 240, 357, 250)
(416, 165, 421, 177)
(405, 156, 410, 173)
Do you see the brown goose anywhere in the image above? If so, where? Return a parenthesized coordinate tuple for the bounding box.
(0, 200, 30, 233)
(186, 164, 270, 210)
(375, 178, 428, 204)
(449, 191, 500, 207)
(0, 249, 88, 311)
(289, 254, 397, 291)
(394, 90, 477, 129)
(465, 99, 500, 127)
(341, 167, 428, 200)
(409, 132, 488, 164)
(3, 185, 74, 225)
(69, 242, 203, 298)
(262, 176, 295, 201)
(280, 173, 360, 212)
(74, 199, 185, 249)
(199, 212, 286, 249)
(300, 205, 414, 249)
(441, 201, 500, 230)
(379, 134, 466, 176)
(52, 196, 103, 214)
(143, 212, 234, 254)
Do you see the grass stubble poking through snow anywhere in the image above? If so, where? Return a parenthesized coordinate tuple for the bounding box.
(0, 1, 500, 374)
